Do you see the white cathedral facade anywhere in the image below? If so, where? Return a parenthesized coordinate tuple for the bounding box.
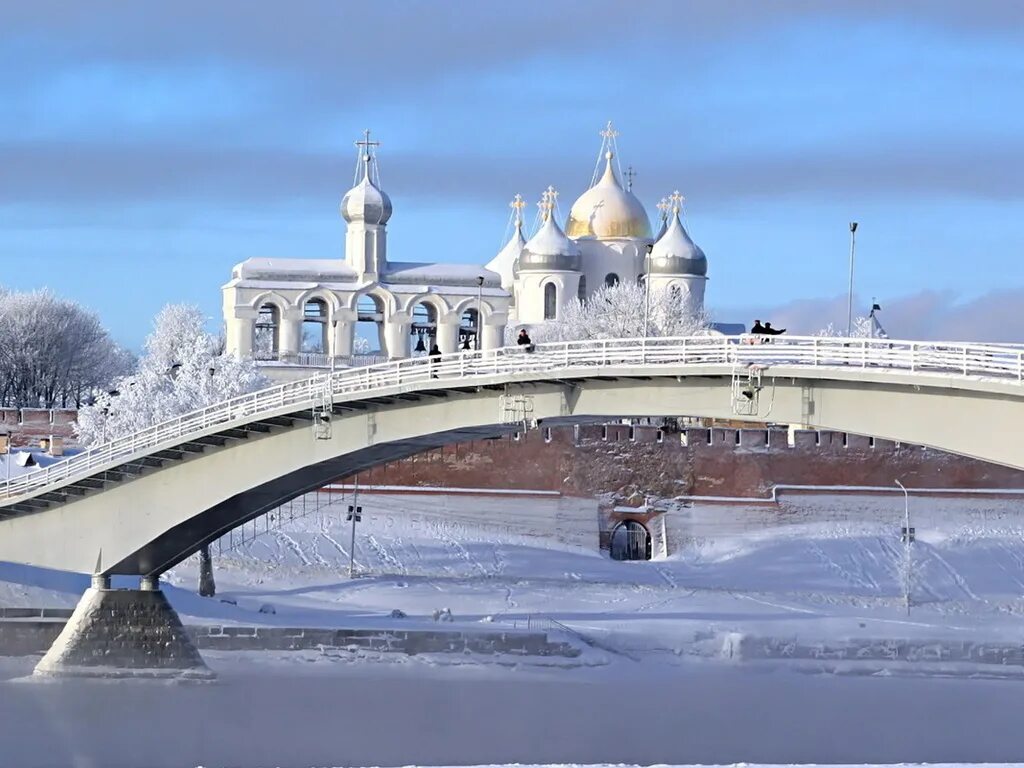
(223, 124, 709, 380)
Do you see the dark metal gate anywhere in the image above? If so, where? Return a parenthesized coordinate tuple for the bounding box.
(610, 520, 651, 561)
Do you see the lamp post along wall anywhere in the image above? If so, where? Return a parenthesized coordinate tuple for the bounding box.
(847, 221, 858, 337)
(476, 275, 484, 351)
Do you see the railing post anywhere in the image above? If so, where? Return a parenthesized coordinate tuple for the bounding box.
(813, 338, 819, 366)
(910, 342, 917, 372)
(963, 347, 969, 375)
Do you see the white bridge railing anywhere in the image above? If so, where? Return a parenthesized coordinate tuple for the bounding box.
(2, 335, 1023, 503)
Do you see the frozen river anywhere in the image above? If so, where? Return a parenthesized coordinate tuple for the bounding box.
(2, 651, 1024, 768)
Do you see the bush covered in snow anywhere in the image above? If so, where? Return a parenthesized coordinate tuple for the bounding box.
(816, 315, 887, 339)
(76, 304, 267, 444)
(506, 281, 711, 344)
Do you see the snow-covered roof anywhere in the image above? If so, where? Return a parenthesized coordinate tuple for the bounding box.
(383, 262, 502, 289)
(228, 278, 362, 292)
(232, 258, 359, 282)
(0, 449, 81, 479)
(709, 322, 747, 335)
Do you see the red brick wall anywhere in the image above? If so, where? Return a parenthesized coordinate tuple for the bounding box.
(349, 425, 1024, 500)
(0, 409, 78, 448)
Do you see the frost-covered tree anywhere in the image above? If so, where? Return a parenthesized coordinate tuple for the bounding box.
(0, 287, 132, 408)
(76, 304, 267, 444)
(506, 282, 711, 344)
(816, 315, 886, 339)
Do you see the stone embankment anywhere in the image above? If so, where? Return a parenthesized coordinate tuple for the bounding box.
(0, 616, 579, 659)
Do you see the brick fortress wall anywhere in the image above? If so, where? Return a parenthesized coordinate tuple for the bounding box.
(348, 425, 1024, 500)
(0, 409, 78, 448)
(4, 410, 1021, 501)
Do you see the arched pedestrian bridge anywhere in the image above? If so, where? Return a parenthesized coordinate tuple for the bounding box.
(2, 335, 1023, 579)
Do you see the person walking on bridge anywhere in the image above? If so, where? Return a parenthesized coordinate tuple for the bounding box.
(747, 319, 766, 344)
(429, 343, 442, 378)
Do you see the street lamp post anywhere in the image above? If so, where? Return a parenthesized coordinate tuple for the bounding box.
(895, 478, 912, 615)
(476, 275, 485, 351)
(642, 243, 654, 339)
(331, 319, 338, 375)
(847, 222, 858, 336)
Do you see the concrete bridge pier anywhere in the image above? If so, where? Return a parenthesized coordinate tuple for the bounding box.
(33, 574, 215, 680)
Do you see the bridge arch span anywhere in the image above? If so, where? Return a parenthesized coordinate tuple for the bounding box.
(1, 336, 1022, 577)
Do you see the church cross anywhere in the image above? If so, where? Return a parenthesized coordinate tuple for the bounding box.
(537, 189, 552, 220)
(355, 129, 381, 159)
(600, 121, 619, 141)
(669, 190, 685, 213)
(656, 197, 670, 220)
(509, 193, 526, 224)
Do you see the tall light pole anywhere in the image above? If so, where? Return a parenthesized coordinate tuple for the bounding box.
(642, 243, 653, 339)
(476, 275, 485, 351)
(895, 478, 912, 616)
(330, 319, 338, 375)
(847, 221, 858, 336)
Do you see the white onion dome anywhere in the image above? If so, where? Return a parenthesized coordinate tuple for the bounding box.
(653, 214, 668, 242)
(648, 208, 707, 276)
(517, 202, 582, 272)
(485, 218, 526, 288)
(341, 156, 393, 225)
(565, 152, 652, 240)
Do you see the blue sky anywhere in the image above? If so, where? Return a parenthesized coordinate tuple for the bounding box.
(2, 1, 1023, 348)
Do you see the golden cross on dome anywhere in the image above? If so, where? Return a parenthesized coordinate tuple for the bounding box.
(669, 190, 685, 213)
(537, 189, 552, 220)
(656, 197, 670, 219)
(600, 121, 619, 141)
(509, 193, 526, 219)
(545, 185, 559, 207)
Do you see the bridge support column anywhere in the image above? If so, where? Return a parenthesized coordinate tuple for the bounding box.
(198, 544, 216, 597)
(34, 577, 214, 680)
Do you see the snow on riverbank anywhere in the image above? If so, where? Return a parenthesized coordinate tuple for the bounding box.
(6, 489, 1024, 671)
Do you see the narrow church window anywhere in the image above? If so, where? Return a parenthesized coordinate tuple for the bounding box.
(254, 303, 280, 360)
(543, 282, 557, 320)
(577, 275, 587, 302)
(301, 299, 329, 354)
(604, 273, 619, 288)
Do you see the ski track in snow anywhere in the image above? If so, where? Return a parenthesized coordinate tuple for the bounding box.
(922, 545, 982, 602)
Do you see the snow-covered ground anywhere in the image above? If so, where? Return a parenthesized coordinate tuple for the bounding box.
(5, 489, 1024, 767)
(158, 490, 1024, 658)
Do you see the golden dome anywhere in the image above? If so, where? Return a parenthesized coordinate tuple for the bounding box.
(565, 153, 652, 240)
